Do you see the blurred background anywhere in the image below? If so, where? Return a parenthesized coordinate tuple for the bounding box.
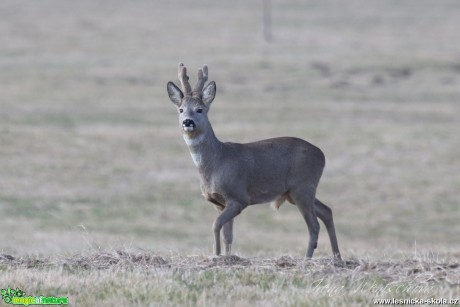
(0, 0, 459, 257)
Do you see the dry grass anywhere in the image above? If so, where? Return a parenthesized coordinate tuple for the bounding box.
(1, 0, 460, 305)
(1, 250, 459, 306)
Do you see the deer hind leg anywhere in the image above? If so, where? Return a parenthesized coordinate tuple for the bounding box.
(314, 198, 342, 260)
(290, 187, 320, 258)
(212, 201, 242, 256)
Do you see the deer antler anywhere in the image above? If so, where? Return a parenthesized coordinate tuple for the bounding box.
(192, 65, 208, 98)
(178, 63, 192, 97)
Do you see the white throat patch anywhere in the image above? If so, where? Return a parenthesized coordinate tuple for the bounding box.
(190, 152, 202, 168)
(183, 133, 205, 168)
(183, 133, 205, 147)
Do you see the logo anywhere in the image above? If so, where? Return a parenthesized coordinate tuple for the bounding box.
(1, 287, 69, 306)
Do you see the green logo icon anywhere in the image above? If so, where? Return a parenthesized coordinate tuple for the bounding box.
(1, 287, 69, 306)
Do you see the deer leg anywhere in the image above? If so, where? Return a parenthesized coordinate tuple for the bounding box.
(212, 202, 242, 256)
(291, 189, 320, 258)
(314, 198, 342, 260)
(304, 206, 320, 258)
(222, 218, 234, 256)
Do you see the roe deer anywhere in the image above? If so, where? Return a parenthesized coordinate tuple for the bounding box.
(167, 63, 341, 259)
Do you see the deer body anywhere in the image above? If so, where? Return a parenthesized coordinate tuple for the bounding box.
(195, 137, 324, 207)
(167, 63, 341, 259)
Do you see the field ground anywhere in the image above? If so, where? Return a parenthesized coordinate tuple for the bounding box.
(0, 0, 459, 305)
(1, 250, 459, 306)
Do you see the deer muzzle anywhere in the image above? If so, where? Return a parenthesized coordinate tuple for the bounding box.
(182, 119, 196, 132)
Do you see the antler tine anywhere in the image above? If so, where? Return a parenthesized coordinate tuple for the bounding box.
(178, 62, 192, 96)
(192, 64, 209, 97)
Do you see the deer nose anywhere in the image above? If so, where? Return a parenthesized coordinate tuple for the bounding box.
(182, 119, 196, 131)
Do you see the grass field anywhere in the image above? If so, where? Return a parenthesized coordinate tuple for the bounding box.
(0, 0, 459, 305)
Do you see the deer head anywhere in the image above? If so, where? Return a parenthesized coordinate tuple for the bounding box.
(167, 63, 216, 140)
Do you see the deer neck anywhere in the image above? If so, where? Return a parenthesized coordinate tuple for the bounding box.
(182, 124, 223, 171)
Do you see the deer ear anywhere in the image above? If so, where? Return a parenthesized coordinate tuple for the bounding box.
(202, 81, 216, 106)
(167, 82, 183, 106)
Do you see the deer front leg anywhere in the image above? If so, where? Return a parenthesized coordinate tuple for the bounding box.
(223, 218, 234, 256)
(212, 202, 242, 256)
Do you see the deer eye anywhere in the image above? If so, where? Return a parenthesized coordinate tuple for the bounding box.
(196, 109, 203, 114)
(179, 108, 184, 113)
